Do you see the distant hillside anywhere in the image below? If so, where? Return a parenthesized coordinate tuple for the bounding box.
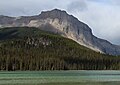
(0, 27, 120, 71)
(0, 9, 120, 55)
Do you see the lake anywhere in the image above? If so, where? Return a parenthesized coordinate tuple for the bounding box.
(0, 70, 120, 85)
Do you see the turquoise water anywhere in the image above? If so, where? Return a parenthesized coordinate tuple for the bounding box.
(0, 70, 120, 85)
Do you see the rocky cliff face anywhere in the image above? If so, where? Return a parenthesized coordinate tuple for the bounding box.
(0, 9, 120, 55)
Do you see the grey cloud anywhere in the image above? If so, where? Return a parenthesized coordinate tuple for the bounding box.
(67, 0, 87, 12)
(87, 0, 120, 5)
(0, 0, 59, 16)
(110, 0, 120, 5)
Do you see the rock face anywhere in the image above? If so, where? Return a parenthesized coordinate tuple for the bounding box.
(0, 9, 120, 55)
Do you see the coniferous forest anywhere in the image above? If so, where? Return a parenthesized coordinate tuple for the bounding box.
(0, 27, 120, 71)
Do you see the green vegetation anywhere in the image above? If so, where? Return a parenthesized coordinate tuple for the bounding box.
(0, 27, 120, 70)
(1, 82, 120, 85)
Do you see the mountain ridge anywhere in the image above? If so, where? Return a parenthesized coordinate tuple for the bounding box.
(0, 9, 120, 55)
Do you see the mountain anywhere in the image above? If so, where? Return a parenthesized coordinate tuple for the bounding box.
(0, 9, 120, 55)
(0, 27, 120, 71)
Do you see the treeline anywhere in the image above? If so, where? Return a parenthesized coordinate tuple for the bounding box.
(0, 27, 120, 70)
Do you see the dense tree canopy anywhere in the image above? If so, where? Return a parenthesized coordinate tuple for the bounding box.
(0, 27, 120, 71)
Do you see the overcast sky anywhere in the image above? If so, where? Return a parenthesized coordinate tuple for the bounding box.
(0, 0, 120, 45)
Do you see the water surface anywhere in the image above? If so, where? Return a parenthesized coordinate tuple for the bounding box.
(0, 70, 120, 85)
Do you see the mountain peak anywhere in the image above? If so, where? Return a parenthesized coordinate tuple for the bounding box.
(39, 9, 68, 19)
(0, 9, 120, 55)
(50, 9, 67, 12)
(41, 9, 67, 14)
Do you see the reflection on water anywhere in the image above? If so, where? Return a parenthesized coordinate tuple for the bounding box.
(0, 70, 120, 85)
